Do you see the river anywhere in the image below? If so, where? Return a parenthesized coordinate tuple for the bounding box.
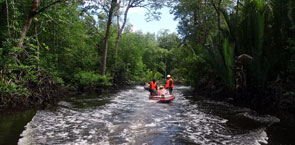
(0, 86, 293, 145)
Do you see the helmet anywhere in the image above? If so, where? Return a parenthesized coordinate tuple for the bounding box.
(159, 85, 163, 89)
(167, 75, 171, 78)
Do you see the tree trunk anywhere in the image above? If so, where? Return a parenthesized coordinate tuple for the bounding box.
(5, 0, 11, 37)
(114, 0, 131, 65)
(35, 24, 40, 72)
(211, 0, 222, 48)
(101, 0, 117, 76)
(101, 25, 111, 76)
(17, 0, 39, 48)
(236, 0, 239, 20)
(16, 0, 64, 48)
(114, 34, 121, 66)
(114, 8, 121, 62)
(11, 0, 15, 37)
(203, 0, 208, 44)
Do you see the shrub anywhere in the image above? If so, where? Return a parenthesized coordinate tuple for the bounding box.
(74, 71, 112, 88)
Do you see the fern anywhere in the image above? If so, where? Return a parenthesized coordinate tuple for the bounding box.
(223, 39, 235, 90)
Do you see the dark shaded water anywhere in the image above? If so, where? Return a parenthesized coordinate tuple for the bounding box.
(0, 110, 36, 145)
(0, 86, 293, 145)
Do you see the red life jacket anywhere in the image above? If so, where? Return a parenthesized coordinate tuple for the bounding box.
(165, 78, 174, 89)
(150, 81, 157, 90)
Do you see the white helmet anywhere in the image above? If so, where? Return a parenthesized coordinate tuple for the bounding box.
(167, 75, 171, 78)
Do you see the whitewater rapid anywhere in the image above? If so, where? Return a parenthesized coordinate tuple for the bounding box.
(18, 86, 268, 145)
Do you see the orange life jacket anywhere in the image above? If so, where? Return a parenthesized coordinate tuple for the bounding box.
(150, 81, 157, 90)
(165, 78, 174, 89)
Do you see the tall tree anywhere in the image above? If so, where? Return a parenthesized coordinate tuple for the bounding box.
(17, 0, 64, 48)
(211, 0, 222, 48)
(236, 0, 239, 20)
(115, 0, 130, 62)
(105, 0, 167, 75)
(101, 0, 117, 75)
(5, 0, 10, 37)
(114, 0, 157, 65)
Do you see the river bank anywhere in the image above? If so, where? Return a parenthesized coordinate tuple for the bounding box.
(0, 80, 131, 111)
(0, 82, 73, 111)
(192, 76, 295, 144)
(193, 72, 295, 123)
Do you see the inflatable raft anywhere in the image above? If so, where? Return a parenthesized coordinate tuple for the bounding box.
(149, 93, 175, 102)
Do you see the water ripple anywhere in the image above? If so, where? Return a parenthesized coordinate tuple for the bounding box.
(19, 86, 268, 145)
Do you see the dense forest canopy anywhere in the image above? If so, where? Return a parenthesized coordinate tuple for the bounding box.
(0, 0, 294, 108)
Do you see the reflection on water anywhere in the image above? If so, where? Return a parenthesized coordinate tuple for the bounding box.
(0, 110, 36, 145)
(18, 86, 269, 145)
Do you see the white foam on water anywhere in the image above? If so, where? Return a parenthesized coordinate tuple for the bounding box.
(154, 118, 162, 122)
(145, 122, 156, 127)
(105, 122, 116, 133)
(130, 121, 144, 130)
(135, 86, 144, 90)
(175, 86, 191, 89)
(257, 131, 268, 145)
(18, 85, 270, 145)
(58, 101, 72, 108)
(98, 109, 112, 115)
(18, 121, 36, 145)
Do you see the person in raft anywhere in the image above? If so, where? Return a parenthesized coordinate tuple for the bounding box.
(149, 79, 158, 95)
(157, 85, 167, 96)
(165, 75, 174, 94)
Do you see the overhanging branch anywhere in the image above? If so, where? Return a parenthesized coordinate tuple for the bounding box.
(35, 0, 65, 15)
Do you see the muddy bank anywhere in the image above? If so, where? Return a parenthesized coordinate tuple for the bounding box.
(194, 87, 294, 125)
(0, 71, 79, 111)
(0, 79, 131, 111)
(0, 84, 68, 111)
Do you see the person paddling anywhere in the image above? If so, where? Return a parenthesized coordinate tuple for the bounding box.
(149, 79, 157, 95)
(165, 75, 174, 94)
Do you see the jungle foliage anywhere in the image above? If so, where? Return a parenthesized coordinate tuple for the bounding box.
(171, 0, 295, 122)
(172, 0, 295, 91)
(0, 0, 180, 107)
